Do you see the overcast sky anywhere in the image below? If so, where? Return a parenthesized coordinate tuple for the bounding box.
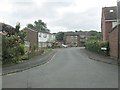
(0, 0, 117, 33)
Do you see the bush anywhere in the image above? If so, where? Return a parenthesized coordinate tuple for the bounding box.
(85, 40, 109, 56)
(2, 35, 25, 64)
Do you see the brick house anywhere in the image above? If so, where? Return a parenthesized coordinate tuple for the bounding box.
(101, 6, 117, 41)
(64, 31, 87, 47)
(101, 6, 119, 59)
(22, 27, 38, 51)
(22, 27, 56, 51)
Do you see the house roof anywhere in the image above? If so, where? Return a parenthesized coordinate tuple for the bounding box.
(102, 6, 117, 20)
(23, 27, 38, 32)
(0, 23, 15, 31)
(0, 23, 16, 35)
(64, 31, 87, 36)
(23, 27, 54, 35)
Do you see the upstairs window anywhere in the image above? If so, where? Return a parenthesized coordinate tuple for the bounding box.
(43, 34, 47, 38)
(39, 33, 41, 37)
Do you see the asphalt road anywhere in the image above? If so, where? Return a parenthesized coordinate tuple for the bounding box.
(2, 47, 118, 88)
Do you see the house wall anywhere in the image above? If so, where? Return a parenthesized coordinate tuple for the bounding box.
(109, 26, 118, 59)
(101, 13, 106, 41)
(64, 32, 87, 47)
(102, 21, 112, 41)
(23, 28, 38, 50)
(65, 35, 78, 47)
(101, 7, 117, 41)
(105, 21, 112, 40)
(38, 32, 55, 48)
(38, 32, 49, 42)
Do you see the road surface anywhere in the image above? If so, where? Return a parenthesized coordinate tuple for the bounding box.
(2, 47, 118, 88)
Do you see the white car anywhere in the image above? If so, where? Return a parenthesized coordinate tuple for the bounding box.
(62, 44, 68, 48)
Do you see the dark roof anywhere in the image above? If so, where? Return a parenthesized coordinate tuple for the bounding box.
(64, 31, 87, 36)
(0, 23, 15, 31)
(0, 23, 15, 35)
(23, 27, 53, 35)
(23, 27, 38, 32)
(102, 6, 117, 20)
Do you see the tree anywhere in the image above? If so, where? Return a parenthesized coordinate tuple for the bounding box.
(15, 22, 20, 33)
(2, 23, 26, 64)
(56, 32, 64, 42)
(27, 19, 49, 32)
(88, 30, 101, 40)
(18, 31, 27, 44)
(27, 24, 34, 29)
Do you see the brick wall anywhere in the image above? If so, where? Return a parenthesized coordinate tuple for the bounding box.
(65, 35, 78, 47)
(109, 26, 118, 59)
(102, 21, 112, 41)
(23, 28, 38, 50)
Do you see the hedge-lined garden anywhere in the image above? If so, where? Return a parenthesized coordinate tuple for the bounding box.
(85, 31, 109, 56)
(85, 40, 109, 56)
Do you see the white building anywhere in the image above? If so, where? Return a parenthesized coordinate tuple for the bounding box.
(38, 31, 55, 48)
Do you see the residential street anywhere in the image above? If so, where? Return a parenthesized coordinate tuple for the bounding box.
(2, 47, 118, 88)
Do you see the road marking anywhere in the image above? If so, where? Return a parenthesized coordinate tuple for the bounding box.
(46, 52, 57, 64)
(51, 53, 57, 60)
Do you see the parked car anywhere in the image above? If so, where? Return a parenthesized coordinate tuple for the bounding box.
(62, 44, 68, 48)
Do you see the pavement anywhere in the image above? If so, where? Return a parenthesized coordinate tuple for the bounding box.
(81, 48, 118, 65)
(2, 49, 58, 75)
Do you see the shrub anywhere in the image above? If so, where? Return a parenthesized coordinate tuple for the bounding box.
(85, 39, 109, 56)
(2, 35, 25, 64)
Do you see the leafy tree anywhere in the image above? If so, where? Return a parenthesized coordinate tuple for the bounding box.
(27, 19, 49, 32)
(2, 23, 26, 64)
(88, 30, 101, 40)
(15, 22, 20, 33)
(85, 30, 109, 56)
(56, 32, 64, 42)
(27, 24, 34, 29)
(18, 31, 27, 44)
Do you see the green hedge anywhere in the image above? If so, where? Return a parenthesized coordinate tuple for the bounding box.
(85, 40, 109, 56)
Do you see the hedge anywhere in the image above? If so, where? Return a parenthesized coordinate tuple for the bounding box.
(85, 40, 109, 56)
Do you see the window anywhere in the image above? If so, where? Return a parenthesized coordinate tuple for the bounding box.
(80, 35, 85, 39)
(39, 33, 41, 37)
(112, 22, 117, 28)
(43, 34, 47, 38)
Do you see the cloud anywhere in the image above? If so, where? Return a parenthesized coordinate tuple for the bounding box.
(0, 0, 117, 33)
(49, 7, 101, 31)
